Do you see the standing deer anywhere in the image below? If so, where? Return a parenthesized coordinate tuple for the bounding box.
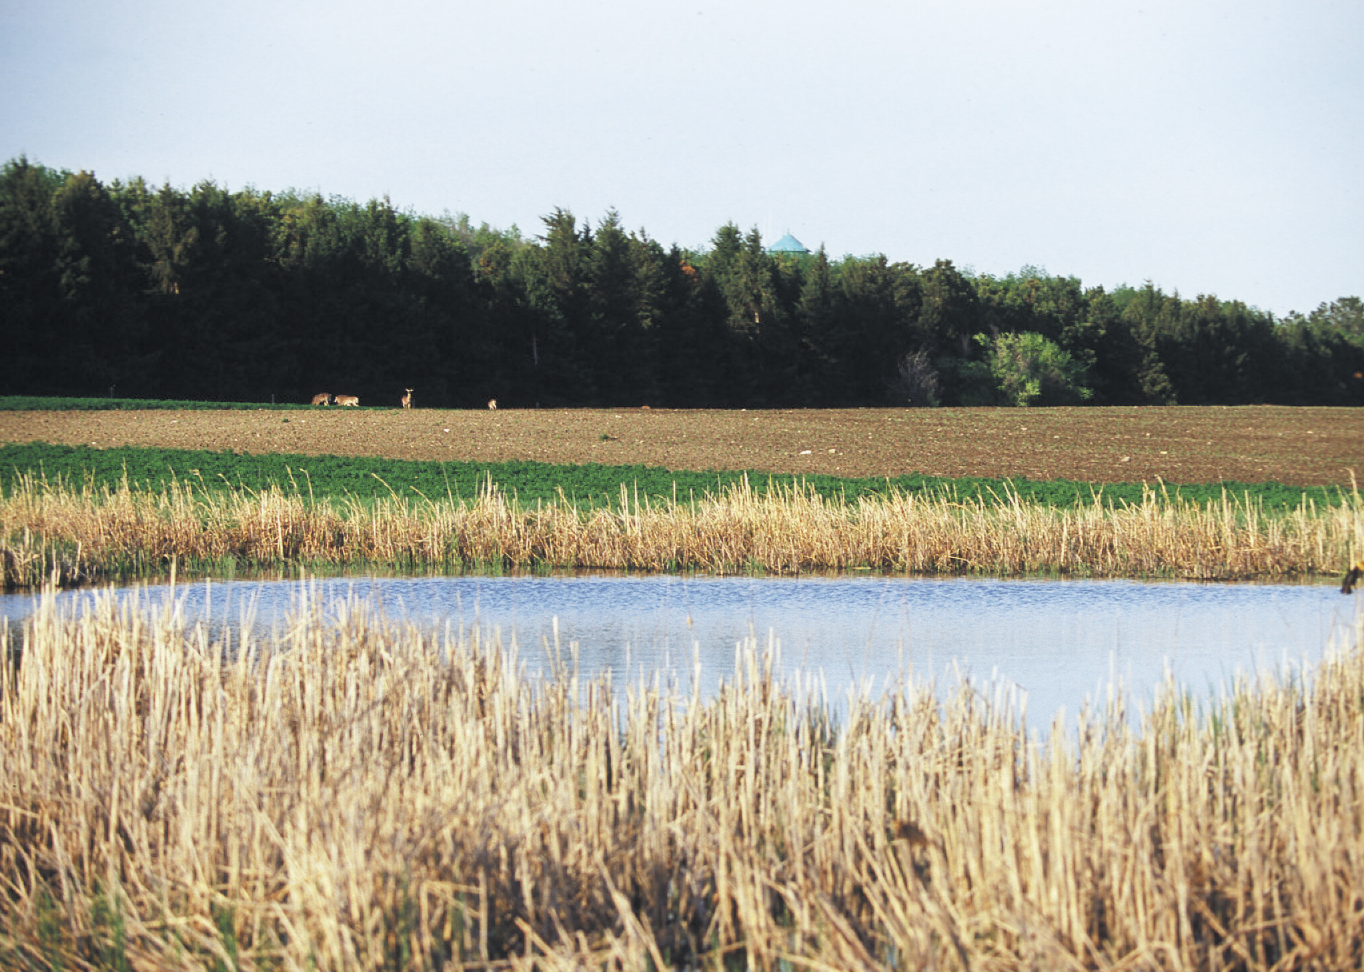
(487, 398, 498, 410)
(334, 394, 360, 407)
(311, 392, 331, 406)
(401, 388, 413, 409)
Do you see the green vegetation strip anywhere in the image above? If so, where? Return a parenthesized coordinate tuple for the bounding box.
(0, 442, 1339, 513)
(0, 395, 336, 412)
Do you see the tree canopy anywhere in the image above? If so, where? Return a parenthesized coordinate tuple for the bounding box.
(3, 158, 1360, 408)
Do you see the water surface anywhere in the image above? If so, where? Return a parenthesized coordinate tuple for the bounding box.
(3, 574, 1358, 725)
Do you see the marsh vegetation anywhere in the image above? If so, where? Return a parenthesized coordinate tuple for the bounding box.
(3, 404, 1362, 967)
(1, 470, 1359, 591)
(2, 586, 1362, 969)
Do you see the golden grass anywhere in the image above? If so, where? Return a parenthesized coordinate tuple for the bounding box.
(1, 586, 1363, 969)
(2, 474, 1361, 590)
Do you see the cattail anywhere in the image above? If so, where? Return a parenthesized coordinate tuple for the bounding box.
(1, 589, 1359, 968)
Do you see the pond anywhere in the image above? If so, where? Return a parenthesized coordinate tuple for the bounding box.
(4, 573, 1359, 726)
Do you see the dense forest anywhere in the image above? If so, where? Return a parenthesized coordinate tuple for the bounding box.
(2, 157, 1361, 409)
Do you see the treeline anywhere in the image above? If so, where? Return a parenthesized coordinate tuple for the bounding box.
(2, 157, 1361, 408)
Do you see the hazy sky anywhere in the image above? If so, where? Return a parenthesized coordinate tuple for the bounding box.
(3, 0, 1360, 317)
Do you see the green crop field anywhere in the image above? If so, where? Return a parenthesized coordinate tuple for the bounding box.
(0, 440, 1344, 515)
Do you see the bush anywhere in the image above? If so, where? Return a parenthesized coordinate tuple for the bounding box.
(888, 347, 941, 406)
(985, 331, 1094, 406)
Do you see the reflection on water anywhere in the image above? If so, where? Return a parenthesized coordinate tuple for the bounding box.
(3, 574, 1360, 724)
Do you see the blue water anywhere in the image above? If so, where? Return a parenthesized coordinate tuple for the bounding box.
(3, 574, 1359, 725)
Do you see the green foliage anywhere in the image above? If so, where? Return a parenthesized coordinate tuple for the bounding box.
(934, 354, 996, 407)
(918, 258, 979, 353)
(35, 886, 65, 971)
(1306, 296, 1364, 338)
(89, 887, 130, 972)
(0, 442, 1342, 515)
(984, 331, 1094, 406)
(3, 156, 1360, 409)
(212, 905, 239, 972)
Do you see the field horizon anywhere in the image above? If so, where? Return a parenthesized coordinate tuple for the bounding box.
(1, 401, 1360, 488)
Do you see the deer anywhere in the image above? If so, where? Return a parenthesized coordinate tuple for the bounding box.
(334, 394, 360, 407)
(487, 398, 498, 410)
(311, 392, 331, 406)
(401, 388, 413, 409)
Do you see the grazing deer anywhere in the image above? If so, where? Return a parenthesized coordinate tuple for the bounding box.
(311, 392, 331, 406)
(401, 388, 413, 409)
(334, 394, 360, 407)
(487, 398, 498, 410)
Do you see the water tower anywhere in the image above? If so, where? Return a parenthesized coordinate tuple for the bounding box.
(766, 232, 811, 257)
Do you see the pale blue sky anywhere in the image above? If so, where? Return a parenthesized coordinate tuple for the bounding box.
(3, 0, 1359, 317)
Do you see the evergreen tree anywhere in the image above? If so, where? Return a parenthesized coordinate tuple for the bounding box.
(514, 209, 594, 404)
(586, 210, 638, 404)
(918, 258, 979, 354)
(620, 229, 667, 403)
(793, 247, 843, 403)
(49, 170, 142, 392)
(404, 217, 483, 406)
(656, 246, 730, 405)
(833, 255, 923, 405)
(3, 154, 1359, 409)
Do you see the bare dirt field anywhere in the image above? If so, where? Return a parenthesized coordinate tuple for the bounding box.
(1, 405, 1360, 487)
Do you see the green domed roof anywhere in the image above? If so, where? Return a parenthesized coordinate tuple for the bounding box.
(767, 233, 809, 254)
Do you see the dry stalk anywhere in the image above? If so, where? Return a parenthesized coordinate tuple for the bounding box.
(1, 587, 1361, 969)
(2, 475, 1358, 590)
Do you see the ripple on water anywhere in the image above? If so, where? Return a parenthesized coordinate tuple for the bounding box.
(3, 574, 1359, 726)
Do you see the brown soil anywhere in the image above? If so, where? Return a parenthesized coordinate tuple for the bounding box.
(1, 406, 1360, 487)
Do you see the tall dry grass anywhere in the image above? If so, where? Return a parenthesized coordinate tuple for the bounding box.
(2, 473, 1360, 589)
(1, 586, 1362, 970)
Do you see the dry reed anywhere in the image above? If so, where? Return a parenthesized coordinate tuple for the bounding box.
(1, 586, 1362, 970)
(2, 473, 1359, 590)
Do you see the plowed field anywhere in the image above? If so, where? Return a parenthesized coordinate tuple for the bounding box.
(3, 406, 1360, 487)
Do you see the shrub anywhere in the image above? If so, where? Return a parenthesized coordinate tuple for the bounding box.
(986, 330, 1094, 406)
(888, 347, 941, 407)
